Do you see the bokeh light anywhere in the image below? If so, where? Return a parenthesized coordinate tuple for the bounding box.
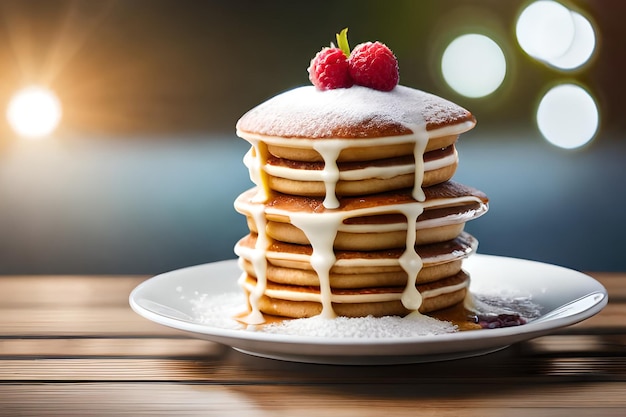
(441, 34, 506, 98)
(516, 1, 575, 61)
(516, 1, 596, 70)
(6, 86, 62, 139)
(536, 84, 598, 149)
(549, 11, 596, 70)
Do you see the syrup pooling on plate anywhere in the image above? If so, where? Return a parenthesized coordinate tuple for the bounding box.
(237, 110, 464, 322)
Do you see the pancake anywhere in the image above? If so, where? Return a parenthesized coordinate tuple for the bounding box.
(235, 232, 478, 287)
(240, 270, 470, 318)
(257, 145, 459, 196)
(265, 135, 459, 163)
(236, 85, 475, 140)
(234, 181, 488, 250)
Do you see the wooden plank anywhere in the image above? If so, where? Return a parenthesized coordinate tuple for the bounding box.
(0, 276, 147, 307)
(566, 302, 626, 332)
(0, 307, 180, 336)
(0, 337, 224, 358)
(0, 382, 625, 416)
(589, 273, 626, 300)
(0, 358, 223, 382)
(522, 334, 626, 355)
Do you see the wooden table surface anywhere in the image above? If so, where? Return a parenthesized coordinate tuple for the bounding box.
(0, 272, 624, 416)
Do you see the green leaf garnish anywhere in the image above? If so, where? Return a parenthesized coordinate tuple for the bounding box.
(336, 28, 350, 57)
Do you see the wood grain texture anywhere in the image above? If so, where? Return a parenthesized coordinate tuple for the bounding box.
(0, 273, 624, 416)
(1, 383, 626, 417)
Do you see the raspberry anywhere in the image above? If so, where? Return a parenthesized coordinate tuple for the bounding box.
(348, 41, 399, 91)
(308, 47, 353, 90)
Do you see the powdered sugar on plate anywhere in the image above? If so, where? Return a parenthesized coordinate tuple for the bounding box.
(189, 292, 247, 331)
(189, 292, 458, 338)
(260, 313, 457, 338)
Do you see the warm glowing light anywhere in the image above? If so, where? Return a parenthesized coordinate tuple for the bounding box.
(536, 84, 598, 149)
(6, 86, 62, 139)
(516, 1, 596, 70)
(441, 34, 506, 98)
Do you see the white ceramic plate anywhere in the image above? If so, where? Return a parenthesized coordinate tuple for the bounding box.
(129, 254, 607, 365)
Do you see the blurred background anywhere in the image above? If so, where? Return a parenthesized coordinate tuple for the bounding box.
(0, 0, 624, 274)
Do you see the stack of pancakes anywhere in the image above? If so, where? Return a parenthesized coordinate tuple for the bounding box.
(234, 85, 488, 323)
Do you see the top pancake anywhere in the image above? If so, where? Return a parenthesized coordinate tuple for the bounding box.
(236, 85, 476, 139)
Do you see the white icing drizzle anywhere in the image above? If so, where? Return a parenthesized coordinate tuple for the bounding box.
(397, 204, 424, 310)
(239, 203, 269, 325)
(430, 147, 459, 171)
(410, 126, 428, 202)
(338, 162, 414, 181)
(312, 141, 342, 209)
(245, 139, 270, 203)
(288, 212, 343, 318)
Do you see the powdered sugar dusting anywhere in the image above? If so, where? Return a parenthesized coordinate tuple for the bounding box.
(261, 314, 457, 338)
(236, 85, 474, 138)
(190, 292, 247, 330)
